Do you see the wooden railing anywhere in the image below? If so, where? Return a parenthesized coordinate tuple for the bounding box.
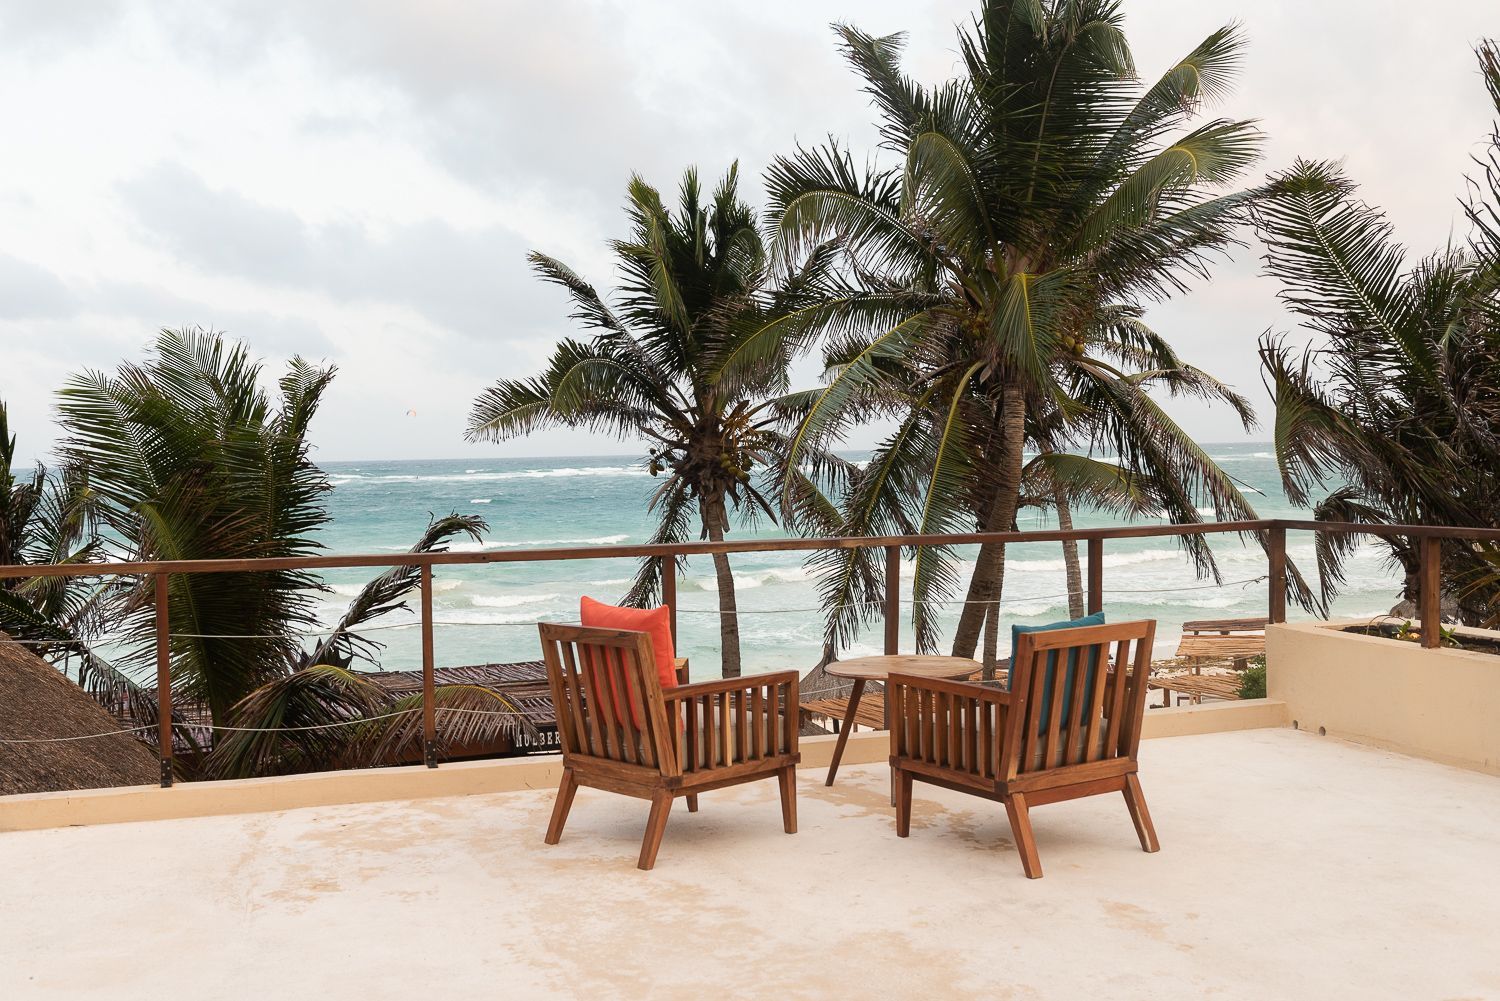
(1, 518, 1493, 787)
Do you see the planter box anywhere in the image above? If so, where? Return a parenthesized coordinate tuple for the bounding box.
(1267, 620, 1500, 774)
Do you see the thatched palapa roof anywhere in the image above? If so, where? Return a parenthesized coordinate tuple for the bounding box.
(0, 631, 161, 795)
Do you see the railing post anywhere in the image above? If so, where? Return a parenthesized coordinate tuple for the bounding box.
(662, 552, 677, 646)
(1268, 527, 1287, 624)
(1086, 538, 1103, 615)
(153, 572, 173, 788)
(884, 545, 901, 655)
(1419, 536, 1441, 649)
(420, 563, 438, 767)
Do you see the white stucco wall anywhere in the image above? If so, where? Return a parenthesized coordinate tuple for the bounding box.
(1268, 620, 1500, 774)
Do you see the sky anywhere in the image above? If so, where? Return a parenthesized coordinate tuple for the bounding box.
(0, 0, 1495, 464)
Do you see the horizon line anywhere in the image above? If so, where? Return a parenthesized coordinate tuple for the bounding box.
(312, 441, 1279, 465)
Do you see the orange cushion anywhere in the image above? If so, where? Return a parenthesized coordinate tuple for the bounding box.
(579, 597, 678, 692)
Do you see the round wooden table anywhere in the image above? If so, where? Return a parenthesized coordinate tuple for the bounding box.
(823, 655, 982, 793)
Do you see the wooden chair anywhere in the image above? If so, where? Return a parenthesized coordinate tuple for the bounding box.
(538, 623, 800, 870)
(888, 620, 1159, 879)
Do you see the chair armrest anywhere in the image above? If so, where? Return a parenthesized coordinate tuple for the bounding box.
(662, 670, 800, 771)
(674, 657, 690, 686)
(887, 672, 1010, 781)
(664, 670, 800, 701)
(886, 672, 1012, 704)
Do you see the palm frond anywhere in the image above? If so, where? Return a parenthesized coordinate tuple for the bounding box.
(302, 514, 487, 670)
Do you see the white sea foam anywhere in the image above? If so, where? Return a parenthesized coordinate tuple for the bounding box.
(362, 466, 646, 484)
(683, 565, 812, 591)
(896, 547, 1192, 579)
(432, 610, 547, 626)
(1000, 599, 1069, 617)
(582, 577, 634, 588)
(470, 592, 560, 609)
(1207, 451, 1275, 461)
(470, 498, 492, 504)
(446, 534, 629, 553)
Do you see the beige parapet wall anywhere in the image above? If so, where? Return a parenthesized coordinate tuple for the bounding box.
(0, 699, 1287, 834)
(1268, 620, 1500, 776)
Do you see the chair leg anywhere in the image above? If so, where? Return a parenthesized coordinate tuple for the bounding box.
(1004, 792, 1043, 879)
(544, 767, 578, 846)
(894, 768, 913, 838)
(685, 794, 699, 813)
(1123, 773, 1160, 853)
(777, 766, 798, 834)
(638, 790, 673, 871)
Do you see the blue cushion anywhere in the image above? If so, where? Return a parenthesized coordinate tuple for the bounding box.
(1010, 611, 1106, 732)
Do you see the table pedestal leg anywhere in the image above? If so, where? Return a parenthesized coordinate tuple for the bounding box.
(825, 678, 865, 787)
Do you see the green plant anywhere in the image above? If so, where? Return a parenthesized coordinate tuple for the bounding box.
(55, 328, 499, 776)
(1237, 656, 1267, 700)
(0, 399, 146, 715)
(1256, 40, 1500, 623)
(1357, 616, 1465, 649)
(466, 166, 850, 678)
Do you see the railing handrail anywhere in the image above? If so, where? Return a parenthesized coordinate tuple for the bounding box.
(0, 520, 1287, 579)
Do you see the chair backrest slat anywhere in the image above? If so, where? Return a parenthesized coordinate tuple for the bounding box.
(1077, 642, 1112, 765)
(1104, 637, 1131, 756)
(601, 647, 631, 763)
(1059, 642, 1093, 766)
(1123, 629, 1155, 759)
(1008, 621, 1156, 778)
(565, 641, 601, 757)
(980, 698, 994, 779)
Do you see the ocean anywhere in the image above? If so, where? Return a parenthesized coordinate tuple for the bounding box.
(313, 442, 1403, 680)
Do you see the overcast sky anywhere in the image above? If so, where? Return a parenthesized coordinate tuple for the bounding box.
(0, 0, 1494, 464)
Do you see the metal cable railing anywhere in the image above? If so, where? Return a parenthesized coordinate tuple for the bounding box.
(0, 704, 540, 745)
(3, 518, 1459, 784)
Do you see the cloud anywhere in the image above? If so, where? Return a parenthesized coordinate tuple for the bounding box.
(0, 254, 74, 318)
(1, 0, 1497, 465)
(118, 163, 549, 339)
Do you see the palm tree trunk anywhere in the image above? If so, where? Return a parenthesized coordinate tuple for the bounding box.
(1055, 481, 1085, 619)
(700, 494, 742, 679)
(952, 385, 1027, 660)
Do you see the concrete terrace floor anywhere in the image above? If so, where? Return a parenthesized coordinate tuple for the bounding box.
(3, 728, 1499, 1001)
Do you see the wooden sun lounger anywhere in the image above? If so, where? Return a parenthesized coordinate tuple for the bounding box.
(1176, 616, 1268, 670)
(799, 696, 886, 732)
(1150, 672, 1243, 706)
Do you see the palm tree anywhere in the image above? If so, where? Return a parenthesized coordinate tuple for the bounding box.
(1255, 41, 1500, 620)
(0, 400, 130, 698)
(466, 166, 849, 677)
(769, 3, 1275, 662)
(56, 329, 339, 722)
(55, 328, 496, 748)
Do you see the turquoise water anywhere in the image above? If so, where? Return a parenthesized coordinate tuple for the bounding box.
(312, 443, 1403, 679)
